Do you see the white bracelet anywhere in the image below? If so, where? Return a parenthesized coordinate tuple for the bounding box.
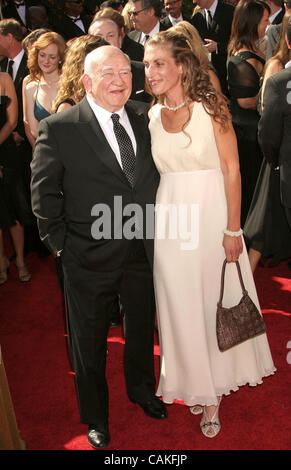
(223, 228, 243, 237)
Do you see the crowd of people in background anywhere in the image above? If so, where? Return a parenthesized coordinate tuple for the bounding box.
(0, 0, 287, 447)
(0, 0, 290, 288)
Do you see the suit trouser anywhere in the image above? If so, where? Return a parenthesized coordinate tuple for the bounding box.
(62, 240, 156, 426)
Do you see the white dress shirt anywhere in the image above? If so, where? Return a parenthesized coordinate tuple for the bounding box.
(7, 48, 24, 81)
(140, 21, 160, 45)
(269, 8, 282, 25)
(205, 0, 218, 26)
(67, 15, 85, 32)
(169, 14, 183, 26)
(14, 1, 26, 25)
(86, 95, 137, 169)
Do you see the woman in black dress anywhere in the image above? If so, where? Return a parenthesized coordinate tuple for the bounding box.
(227, 0, 270, 226)
(244, 10, 291, 272)
(0, 72, 31, 284)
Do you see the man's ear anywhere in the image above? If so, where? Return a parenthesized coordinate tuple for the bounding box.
(147, 7, 155, 17)
(286, 34, 291, 50)
(82, 73, 91, 93)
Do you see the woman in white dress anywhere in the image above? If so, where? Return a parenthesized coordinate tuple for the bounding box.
(143, 30, 276, 438)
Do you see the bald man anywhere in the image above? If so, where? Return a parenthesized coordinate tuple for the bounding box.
(89, 18, 152, 102)
(31, 46, 167, 449)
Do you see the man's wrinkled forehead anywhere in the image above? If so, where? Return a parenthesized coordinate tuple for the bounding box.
(84, 46, 130, 74)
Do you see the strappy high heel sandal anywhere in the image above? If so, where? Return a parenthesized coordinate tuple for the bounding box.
(16, 264, 31, 282)
(200, 397, 222, 438)
(0, 258, 10, 286)
(189, 405, 203, 416)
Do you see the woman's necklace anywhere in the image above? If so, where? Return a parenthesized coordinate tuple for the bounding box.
(163, 97, 188, 112)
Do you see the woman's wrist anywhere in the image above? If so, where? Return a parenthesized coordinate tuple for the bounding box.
(223, 228, 243, 237)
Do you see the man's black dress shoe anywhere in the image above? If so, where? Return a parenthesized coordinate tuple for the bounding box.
(87, 425, 110, 449)
(130, 396, 168, 420)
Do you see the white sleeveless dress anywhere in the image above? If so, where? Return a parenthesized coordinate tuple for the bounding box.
(149, 103, 276, 407)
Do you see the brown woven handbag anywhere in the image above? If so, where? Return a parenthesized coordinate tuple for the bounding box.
(216, 259, 266, 352)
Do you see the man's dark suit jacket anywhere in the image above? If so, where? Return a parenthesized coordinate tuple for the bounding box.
(51, 13, 92, 41)
(131, 60, 152, 103)
(191, 1, 234, 95)
(31, 97, 160, 269)
(2, 0, 36, 29)
(122, 34, 144, 62)
(160, 15, 191, 29)
(271, 8, 285, 25)
(128, 20, 168, 44)
(258, 67, 291, 208)
(0, 53, 28, 139)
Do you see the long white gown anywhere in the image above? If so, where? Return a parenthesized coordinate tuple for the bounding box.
(149, 102, 276, 407)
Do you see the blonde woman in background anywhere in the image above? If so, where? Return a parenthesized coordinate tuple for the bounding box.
(171, 20, 222, 92)
(53, 35, 108, 113)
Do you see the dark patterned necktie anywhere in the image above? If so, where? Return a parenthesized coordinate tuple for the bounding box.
(111, 113, 135, 187)
(7, 60, 14, 79)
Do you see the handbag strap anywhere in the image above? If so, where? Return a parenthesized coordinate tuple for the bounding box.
(218, 259, 248, 307)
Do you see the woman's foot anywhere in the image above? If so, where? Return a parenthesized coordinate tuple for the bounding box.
(0, 257, 10, 285)
(200, 397, 222, 438)
(189, 405, 203, 415)
(16, 264, 31, 282)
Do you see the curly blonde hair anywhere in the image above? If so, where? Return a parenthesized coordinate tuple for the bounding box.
(171, 21, 210, 68)
(145, 30, 229, 132)
(52, 35, 108, 113)
(27, 31, 66, 82)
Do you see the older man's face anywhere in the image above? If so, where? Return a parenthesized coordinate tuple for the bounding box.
(84, 47, 132, 112)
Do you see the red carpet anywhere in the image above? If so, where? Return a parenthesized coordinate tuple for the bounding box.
(0, 240, 291, 451)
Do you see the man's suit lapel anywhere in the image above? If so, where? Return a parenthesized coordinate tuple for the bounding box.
(77, 97, 130, 186)
(208, 2, 222, 35)
(64, 15, 86, 36)
(130, 30, 142, 43)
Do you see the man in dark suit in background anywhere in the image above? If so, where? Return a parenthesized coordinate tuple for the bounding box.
(51, 0, 92, 41)
(89, 17, 152, 102)
(127, 0, 168, 46)
(266, 0, 285, 24)
(1, 0, 36, 33)
(258, 15, 291, 229)
(191, 0, 234, 96)
(31, 45, 167, 449)
(160, 0, 191, 29)
(266, 0, 291, 60)
(93, 4, 145, 61)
